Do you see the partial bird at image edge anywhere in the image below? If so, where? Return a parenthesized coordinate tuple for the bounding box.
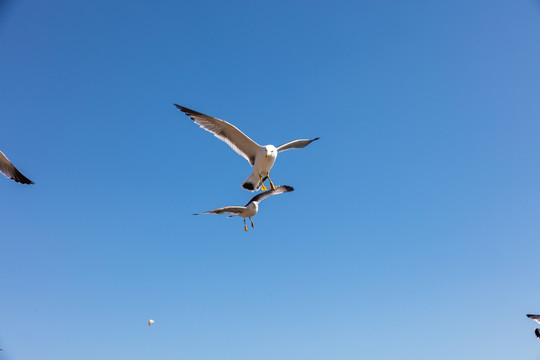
(526, 314, 540, 339)
(0, 150, 34, 184)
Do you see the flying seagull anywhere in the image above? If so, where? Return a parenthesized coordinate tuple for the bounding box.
(175, 104, 318, 191)
(193, 185, 294, 231)
(0, 150, 33, 184)
(527, 314, 540, 339)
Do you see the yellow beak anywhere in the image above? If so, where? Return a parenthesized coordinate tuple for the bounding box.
(266, 152, 270, 157)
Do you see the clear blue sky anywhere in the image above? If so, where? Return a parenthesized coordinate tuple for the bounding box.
(1, 0, 540, 359)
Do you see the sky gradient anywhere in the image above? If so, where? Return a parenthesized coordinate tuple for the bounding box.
(1, 1, 540, 359)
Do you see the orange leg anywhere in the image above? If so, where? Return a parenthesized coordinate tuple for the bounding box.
(259, 174, 268, 191)
(267, 173, 277, 190)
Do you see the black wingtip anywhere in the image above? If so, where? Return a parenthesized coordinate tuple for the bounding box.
(173, 104, 190, 113)
(312, 137, 320, 141)
(535, 328, 540, 339)
(174, 104, 204, 121)
(11, 176, 34, 185)
(280, 185, 294, 192)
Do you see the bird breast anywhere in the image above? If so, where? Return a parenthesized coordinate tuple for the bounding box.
(243, 202, 258, 217)
(254, 146, 277, 172)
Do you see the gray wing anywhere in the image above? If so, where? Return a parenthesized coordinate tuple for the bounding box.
(246, 185, 294, 205)
(276, 137, 319, 152)
(193, 206, 246, 216)
(527, 314, 540, 325)
(175, 104, 260, 166)
(0, 151, 33, 184)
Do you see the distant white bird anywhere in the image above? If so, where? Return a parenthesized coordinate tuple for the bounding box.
(175, 105, 318, 191)
(527, 314, 540, 339)
(0, 150, 33, 184)
(193, 185, 294, 231)
(148, 319, 155, 326)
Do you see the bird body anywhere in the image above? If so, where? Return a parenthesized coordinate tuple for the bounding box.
(175, 104, 318, 191)
(242, 145, 277, 191)
(238, 201, 258, 219)
(194, 185, 294, 231)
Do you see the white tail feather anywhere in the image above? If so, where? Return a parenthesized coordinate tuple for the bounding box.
(241, 171, 261, 192)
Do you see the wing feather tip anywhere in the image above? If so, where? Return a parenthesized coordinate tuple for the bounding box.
(174, 104, 196, 118)
(10, 176, 33, 185)
(282, 185, 294, 192)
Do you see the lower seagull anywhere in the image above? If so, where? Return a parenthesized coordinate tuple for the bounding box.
(193, 185, 294, 231)
(527, 314, 540, 339)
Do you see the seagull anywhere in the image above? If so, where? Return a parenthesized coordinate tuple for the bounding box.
(193, 185, 294, 231)
(175, 105, 318, 191)
(527, 314, 540, 339)
(0, 150, 33, 184)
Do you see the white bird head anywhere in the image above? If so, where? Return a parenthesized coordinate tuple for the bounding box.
(265, 145, 277, 158)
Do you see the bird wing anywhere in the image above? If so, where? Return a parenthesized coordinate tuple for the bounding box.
(194, 206, 247, 216)
(527, 314, 540, 324)
(175, 105, 260, 166)
(246, 185, 294, 205)
(535, 328, 540, 339)
(0, 151, 33, 184)
(276, 137, 319, 152)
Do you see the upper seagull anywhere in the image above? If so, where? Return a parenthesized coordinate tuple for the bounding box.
(174, 104, 319, 191)
(0, 150, 33, 184)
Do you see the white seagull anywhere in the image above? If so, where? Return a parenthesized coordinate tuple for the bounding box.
(175, 105, 318, 191)
(527, 314, 540, 339)
(193, 185, 294, 231)
(0, 150, 33, 184)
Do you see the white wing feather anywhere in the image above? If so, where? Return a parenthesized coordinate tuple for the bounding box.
(276, 138, 319, 152)
(175, 105, 260, 165)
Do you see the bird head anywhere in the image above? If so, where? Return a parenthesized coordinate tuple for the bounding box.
(265, 145, 277, 158)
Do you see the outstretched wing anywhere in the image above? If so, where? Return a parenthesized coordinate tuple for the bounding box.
(276, 137, 319, 153)
(193, 206, 246, 216)
(0, 151, 33, 184)
(246, 185, 294, 205)
(527, 314, 540, 325)
(175, 104, 260, 166)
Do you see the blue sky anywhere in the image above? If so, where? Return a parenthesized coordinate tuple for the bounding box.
(1, 0, 540, 359)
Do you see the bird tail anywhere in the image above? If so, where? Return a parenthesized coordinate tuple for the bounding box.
(242, 171, 262, 191)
